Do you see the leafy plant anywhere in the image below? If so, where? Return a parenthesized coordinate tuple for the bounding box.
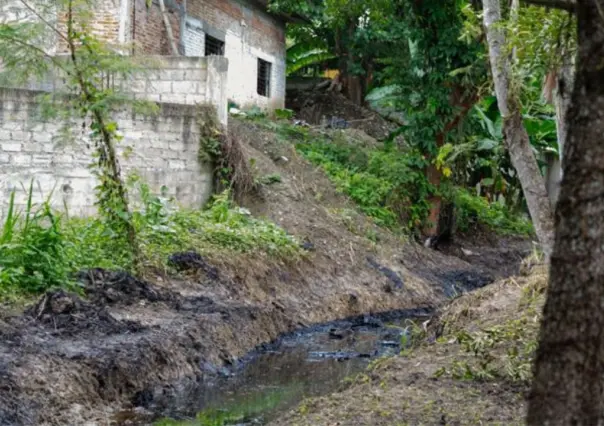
(454, 188, 533, 236)
(0, 182, 300, 301)
(0, 183, 74, 298)
(296, 130, 433, 230)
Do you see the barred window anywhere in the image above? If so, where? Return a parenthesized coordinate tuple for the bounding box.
(257, 58, 272, 97)
(205, 34, 224, 56)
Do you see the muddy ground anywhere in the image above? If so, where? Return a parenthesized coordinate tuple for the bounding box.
(271, 263, 547, 426)
(0, 119, 531, 425)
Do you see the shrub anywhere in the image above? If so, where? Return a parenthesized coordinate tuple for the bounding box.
(454, 188, 534, 236)
(0, 183, 300, 301)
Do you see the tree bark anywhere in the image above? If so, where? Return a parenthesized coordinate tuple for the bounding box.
(527, 1, 604, 424)
(482, 0, 555, 257)
(158, 0, 178, 55)
(555, 58, 574, 171)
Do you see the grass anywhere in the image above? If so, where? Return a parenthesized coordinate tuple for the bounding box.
(0, 183, 301, 301)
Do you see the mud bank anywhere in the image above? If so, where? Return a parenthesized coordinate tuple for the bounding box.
(0, 245, 505, 426)
(0, 118, 531, 425)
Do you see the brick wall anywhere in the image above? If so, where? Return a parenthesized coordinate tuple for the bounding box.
(0, 88, 214, 219)
(132, 0, 287, 110)
(131, 0, 182, 55)
(1, 0, 287, 110)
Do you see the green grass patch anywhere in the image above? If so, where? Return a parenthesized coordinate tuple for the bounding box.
(295, 131, 433, 230)
(0, 185, 300, 301)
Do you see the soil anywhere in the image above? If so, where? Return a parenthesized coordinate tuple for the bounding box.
(286, 90, 397, 141)
(271, 264, 548, 426)
(0, 118, 531, 426)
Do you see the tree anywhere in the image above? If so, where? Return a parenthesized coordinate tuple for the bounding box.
(527, 0, 604, 423)
(482, 0, 555, 256)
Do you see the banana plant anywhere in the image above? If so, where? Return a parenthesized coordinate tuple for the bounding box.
(286, 41, 336, 76)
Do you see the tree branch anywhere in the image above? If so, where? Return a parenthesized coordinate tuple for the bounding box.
(18, 0, 70, 43)
(522, 0, 576, 13)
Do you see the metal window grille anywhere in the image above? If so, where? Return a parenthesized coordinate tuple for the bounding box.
(257, 58, 272, 97)
(205, 34, 224, 56)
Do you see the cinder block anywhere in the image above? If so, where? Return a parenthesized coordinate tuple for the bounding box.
(1, 142, 22, 152)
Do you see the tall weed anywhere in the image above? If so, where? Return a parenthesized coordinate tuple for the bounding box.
(0, 183, 300, 300)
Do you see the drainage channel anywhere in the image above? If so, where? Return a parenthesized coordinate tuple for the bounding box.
(113, 310, 431, 426)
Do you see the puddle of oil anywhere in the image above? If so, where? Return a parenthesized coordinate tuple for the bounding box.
(116, 317, 424, 426)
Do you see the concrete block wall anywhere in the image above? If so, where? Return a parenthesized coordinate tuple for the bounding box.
(3, 55, 229, 125)
(0, 88, 214, 219)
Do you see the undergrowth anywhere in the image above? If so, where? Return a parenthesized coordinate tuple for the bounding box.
(295, 129, 434, 230)
(454, 188, 534, 236)
(250, 116, 532, 236)
(0, 183, 300, 301)
(434, 315, 538, 383)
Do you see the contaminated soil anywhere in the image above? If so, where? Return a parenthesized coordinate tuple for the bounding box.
(271, 262, 547, 426)
(0, 115, 531, 426)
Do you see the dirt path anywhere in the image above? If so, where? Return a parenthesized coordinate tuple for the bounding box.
(0, 120, 531, 425)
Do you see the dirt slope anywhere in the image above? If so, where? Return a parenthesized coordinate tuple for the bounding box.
(0, 118, 529, 426)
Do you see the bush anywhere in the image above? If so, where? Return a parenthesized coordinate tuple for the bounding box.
(0, 188, 74, 298)
(454, 188, 534, 236)
(0, 184, 301, 301)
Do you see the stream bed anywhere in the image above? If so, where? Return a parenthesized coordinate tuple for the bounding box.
(114, 310, 431, 426)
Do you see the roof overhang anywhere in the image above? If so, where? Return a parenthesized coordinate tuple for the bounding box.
(250, 0, 310, 24)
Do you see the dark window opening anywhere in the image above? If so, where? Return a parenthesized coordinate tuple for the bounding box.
(257, 58, 272, 97)
(205, 34, 224, 56)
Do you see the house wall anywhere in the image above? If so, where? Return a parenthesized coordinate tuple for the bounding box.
(131, 0, 287, 110)
(1, 0, 286, 110)
(0, 87, 214, 219)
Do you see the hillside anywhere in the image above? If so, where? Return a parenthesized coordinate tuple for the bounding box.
(0, 116, 531, 425)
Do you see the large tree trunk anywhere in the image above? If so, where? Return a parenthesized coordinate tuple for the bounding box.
(482, 0, 554, 257)
(527, 1, 604, 424)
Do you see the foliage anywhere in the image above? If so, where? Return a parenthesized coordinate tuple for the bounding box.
(454, 188, 533, 236)
(435, 315, 538, 384)
(0, 184, 75, 299)
(296, 129, 434, 230)
(286, 41, 336, 76)
(0, 0, 160, 268)
(0, 183, 300, 300)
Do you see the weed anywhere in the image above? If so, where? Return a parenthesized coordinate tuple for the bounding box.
(296, 132, 433, 230)
(454, 188, 534, 236)
(0, 183, 76, 299)
(256, 173, 282, 185)
(436, 316, 538, 384)
(0, 183, 300, 301)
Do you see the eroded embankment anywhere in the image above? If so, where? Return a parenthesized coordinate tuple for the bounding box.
(0, 118, 531, 425)
(0, 243, 499, 426)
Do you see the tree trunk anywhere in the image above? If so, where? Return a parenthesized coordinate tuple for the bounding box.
(424, 87, 477, 241)
(554, 58, 574, 172)
(158, 0, 178, 55)
(482, 0, 554, 257)
(527, 1, 604, 424)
